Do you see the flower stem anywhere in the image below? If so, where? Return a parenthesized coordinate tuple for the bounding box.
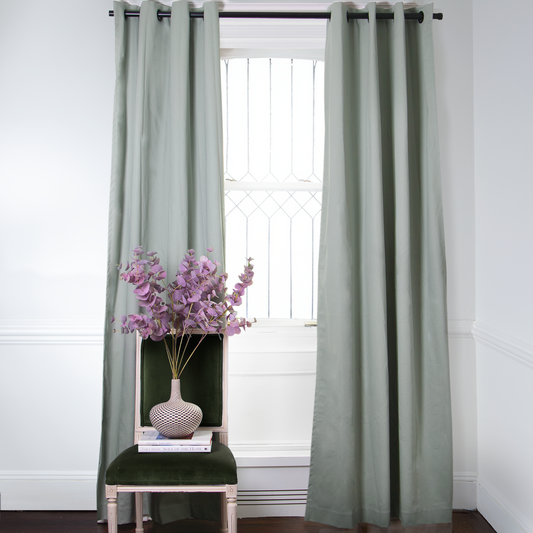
(162, 337, 176, 378)
(177, 332, 193, 377)
(178, 333, 207, 378)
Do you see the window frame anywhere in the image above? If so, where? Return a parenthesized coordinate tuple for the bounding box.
(218, 4, 328, 330)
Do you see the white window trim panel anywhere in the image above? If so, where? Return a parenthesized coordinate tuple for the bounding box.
(218, 2, 330, 58)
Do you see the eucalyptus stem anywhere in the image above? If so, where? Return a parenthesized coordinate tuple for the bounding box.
(178, 333, 208, 378)
(162, 337, 175, 377)
(176, 327, 187, 375)
(177, 332, 194, 377)
(175, 304, 194, 372)
(171, 330, 178, 378)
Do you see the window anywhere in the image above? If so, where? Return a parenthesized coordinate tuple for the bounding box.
(222, 58, 325, 320)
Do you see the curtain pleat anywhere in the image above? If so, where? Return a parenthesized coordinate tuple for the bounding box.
(96, 1, 224, 524)
(305, 3, 452, 529)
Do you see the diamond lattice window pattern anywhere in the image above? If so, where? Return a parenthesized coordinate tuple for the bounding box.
(222, 58, 324, 320)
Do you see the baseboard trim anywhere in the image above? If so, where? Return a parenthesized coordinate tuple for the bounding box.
(478, 476, 533, 533)
(0, 471, 97, 510)
(473, 322, 533, 370)
(453, 472, 477, 511)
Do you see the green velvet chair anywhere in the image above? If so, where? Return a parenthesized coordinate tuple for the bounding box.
(105, 332, 237, 533)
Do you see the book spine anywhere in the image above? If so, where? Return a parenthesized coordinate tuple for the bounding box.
(138, 445, 211, 453)
(140, 440, 211, 447)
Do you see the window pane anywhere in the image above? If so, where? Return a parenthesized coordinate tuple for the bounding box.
(222, 59, 324, 319)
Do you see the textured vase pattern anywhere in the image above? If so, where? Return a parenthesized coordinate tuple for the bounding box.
(149, 379, 203, 438)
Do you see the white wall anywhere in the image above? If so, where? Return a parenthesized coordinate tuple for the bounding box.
(0, 0, 113, 511)
(0, 0, 478, 518)
(473, 1, 533, 532)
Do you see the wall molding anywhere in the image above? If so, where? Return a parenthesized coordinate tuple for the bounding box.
(452, 471, 477, 483)
(478, 476, 533, 533)
(0, 470, 97, 481)
(230, 370, 316, 377)
(0, 318, 473, 347)
(448, 319, 475, 339)
(0, 319, 104, 346)
(232, 442, 312, 456)
(473, 321, 533, 370)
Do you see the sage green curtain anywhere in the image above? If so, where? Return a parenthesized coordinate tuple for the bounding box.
(97, 1, 224, 524)
(305, 3, 452, 529)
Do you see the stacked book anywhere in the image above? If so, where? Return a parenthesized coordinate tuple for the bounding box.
(138, 429, 213, 453)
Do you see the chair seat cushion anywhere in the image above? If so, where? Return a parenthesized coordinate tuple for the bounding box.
(105, 441, 237, 486)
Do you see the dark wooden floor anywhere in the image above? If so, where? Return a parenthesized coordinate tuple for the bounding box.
(0, 511, 495, 533)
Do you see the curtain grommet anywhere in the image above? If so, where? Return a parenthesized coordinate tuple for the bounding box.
(418, 11, 425, 23)
(157, 9, 163, 21)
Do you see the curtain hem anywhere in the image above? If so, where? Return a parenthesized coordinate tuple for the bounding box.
(306, 505, 453, 532)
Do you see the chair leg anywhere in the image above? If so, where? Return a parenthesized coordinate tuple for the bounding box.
(105, 485, 118, 533)
(107, 498, 118, 533)
(228, 495, 237, 533)
(220, 492, 228, 533)
(227, 485, 238, 533)
(135, 492, 144, 533)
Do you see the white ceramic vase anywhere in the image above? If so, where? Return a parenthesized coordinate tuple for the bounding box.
(149, 379, 203, 438)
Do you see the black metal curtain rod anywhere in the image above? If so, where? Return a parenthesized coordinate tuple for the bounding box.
(109, 9, 443, 22)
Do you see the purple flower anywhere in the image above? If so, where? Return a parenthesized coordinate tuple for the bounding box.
(114, 247, 255, 379)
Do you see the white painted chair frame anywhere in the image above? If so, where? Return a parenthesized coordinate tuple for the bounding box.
(105, 332, 237, 533)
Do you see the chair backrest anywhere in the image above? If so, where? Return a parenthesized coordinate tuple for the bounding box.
(134, 331, 228, 444)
